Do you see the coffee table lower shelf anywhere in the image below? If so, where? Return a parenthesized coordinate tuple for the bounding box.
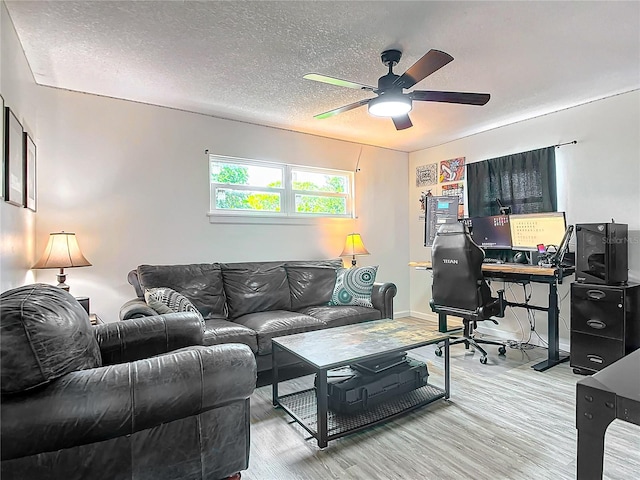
(276, 383, 446, 441)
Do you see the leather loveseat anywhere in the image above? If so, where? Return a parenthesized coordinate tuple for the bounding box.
(1, 284, 256, 480)
(120, 259, 397, 372)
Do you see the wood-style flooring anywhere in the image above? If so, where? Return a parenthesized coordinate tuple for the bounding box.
(243, 322, 639, 480)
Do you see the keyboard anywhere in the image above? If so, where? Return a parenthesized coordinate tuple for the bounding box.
(482, 258, 503, 264)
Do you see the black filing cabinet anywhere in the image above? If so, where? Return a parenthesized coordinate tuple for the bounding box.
(570, 282, 640, 374)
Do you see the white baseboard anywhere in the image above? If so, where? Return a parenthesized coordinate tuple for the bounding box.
(399, 310, 438, 322)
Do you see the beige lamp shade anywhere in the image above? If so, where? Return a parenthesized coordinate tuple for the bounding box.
(340, 233, 370, 267)
(33, 232, 91, 291)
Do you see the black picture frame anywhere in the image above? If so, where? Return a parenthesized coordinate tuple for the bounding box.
(24, 132, 36, 211)
(0, 96, 5, 199)
(4, 107, 24, 207)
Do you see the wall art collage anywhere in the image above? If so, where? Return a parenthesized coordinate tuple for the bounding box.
(416, 156, 465, 220)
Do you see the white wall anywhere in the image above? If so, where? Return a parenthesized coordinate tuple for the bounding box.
(0, 2, 37, 291)
(1, 1, 410, 320)
(409, 90, 640, 351)
(33, 87, 410, 320)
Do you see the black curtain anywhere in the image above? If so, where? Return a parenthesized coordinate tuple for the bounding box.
(467, 146, 557, 217)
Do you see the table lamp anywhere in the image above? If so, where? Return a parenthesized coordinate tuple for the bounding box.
(340, 233, 370, 267)
(32, 232, 92, 291)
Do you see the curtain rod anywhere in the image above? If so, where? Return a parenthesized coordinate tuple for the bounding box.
(555, 140, 577, 148)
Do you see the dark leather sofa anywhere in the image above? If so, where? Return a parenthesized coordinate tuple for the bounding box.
(1, 284, 256, 480)
(120, 259, 397, 372)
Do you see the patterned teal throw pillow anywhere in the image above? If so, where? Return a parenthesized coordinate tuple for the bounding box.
(329, 266, 378, 308)
(144, 287, 205, 324)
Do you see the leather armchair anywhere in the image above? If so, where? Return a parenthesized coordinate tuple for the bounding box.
(1, 284, 256, 480)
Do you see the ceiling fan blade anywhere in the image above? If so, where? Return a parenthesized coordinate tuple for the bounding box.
(304, 73, 376, 91)
(314, 98, 371, 119)
(411, 90, 490, 105)
(392, 115, 413, 130)
(394, 50, 454, 89)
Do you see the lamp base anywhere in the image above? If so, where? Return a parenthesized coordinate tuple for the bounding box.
(56, 269, 70, 292)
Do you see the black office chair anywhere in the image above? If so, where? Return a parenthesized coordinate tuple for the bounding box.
(430, 222, 507, 364)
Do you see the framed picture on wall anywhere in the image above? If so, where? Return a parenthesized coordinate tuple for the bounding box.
(1, 96, 5, 199)
(24, 132, 36, 211)
(4, 107, 24, 207)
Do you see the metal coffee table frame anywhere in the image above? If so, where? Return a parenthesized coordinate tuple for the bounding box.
(272, 319, 450, 448)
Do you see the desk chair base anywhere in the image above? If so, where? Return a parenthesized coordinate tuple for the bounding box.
(435, 321, 507, 364)
(436, 337, 507, 364)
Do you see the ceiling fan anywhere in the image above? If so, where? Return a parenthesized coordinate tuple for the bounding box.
(304, 49, 490, 130)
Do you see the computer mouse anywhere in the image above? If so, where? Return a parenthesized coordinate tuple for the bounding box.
(513, 251, 528, 264)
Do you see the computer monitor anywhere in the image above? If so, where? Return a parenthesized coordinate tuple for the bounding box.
(509, 212, 567, 251)
(462, 215, 512, 249)
(424, 196, 459, 247)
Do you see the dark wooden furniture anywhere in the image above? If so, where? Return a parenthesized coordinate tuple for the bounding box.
(570, 282, 640, 374)
(410, 261, 574, 371)
(272, 317, 450, 448)
(576, 348, 640, 479)
(74, 296, 103, 325)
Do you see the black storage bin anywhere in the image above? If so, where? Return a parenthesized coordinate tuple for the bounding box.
(319, 357, 429, 414)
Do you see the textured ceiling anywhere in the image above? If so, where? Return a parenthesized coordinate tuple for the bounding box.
(5, 1, 640, 152)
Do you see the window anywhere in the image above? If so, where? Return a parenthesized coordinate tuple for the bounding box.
(209, 155, 353, 218)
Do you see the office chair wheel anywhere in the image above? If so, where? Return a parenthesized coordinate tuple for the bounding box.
(498, 346, 507, 355)
(434, 347, 443, 357)
(480, 356, 488, 364)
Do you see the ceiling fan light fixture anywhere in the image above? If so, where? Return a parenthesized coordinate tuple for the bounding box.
(367, 95, 412, 118)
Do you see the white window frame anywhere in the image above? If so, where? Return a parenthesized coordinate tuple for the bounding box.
(208, 154, 354, 223)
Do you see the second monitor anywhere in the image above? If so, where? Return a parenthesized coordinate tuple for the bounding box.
(509, 212, 567, 251)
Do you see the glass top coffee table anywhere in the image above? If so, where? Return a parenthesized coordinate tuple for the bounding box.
(272, 317, 451, 448)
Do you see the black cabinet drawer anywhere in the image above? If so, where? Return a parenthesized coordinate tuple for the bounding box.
(571, 299, 625, 339)
(571, 285, 625, 340)
(570, 332, 624, 371)
(571, 285, 623, 304)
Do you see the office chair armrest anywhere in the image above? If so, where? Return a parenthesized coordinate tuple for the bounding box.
(477, 290, 506, 321)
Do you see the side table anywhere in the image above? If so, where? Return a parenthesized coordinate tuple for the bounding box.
(576, 348, 640, 479)
(75, 296, 103, 325)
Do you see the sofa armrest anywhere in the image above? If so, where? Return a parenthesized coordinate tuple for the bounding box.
(95, 313, 204, 365)
(0, 344, 256, 461)
(127, 268, 144, 298)
(119, 298, 158, 320)
(371, 282, 397, 319)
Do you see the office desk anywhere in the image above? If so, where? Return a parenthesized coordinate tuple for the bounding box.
(410, 261, 575, 372)
(576, 349, 640, 479)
